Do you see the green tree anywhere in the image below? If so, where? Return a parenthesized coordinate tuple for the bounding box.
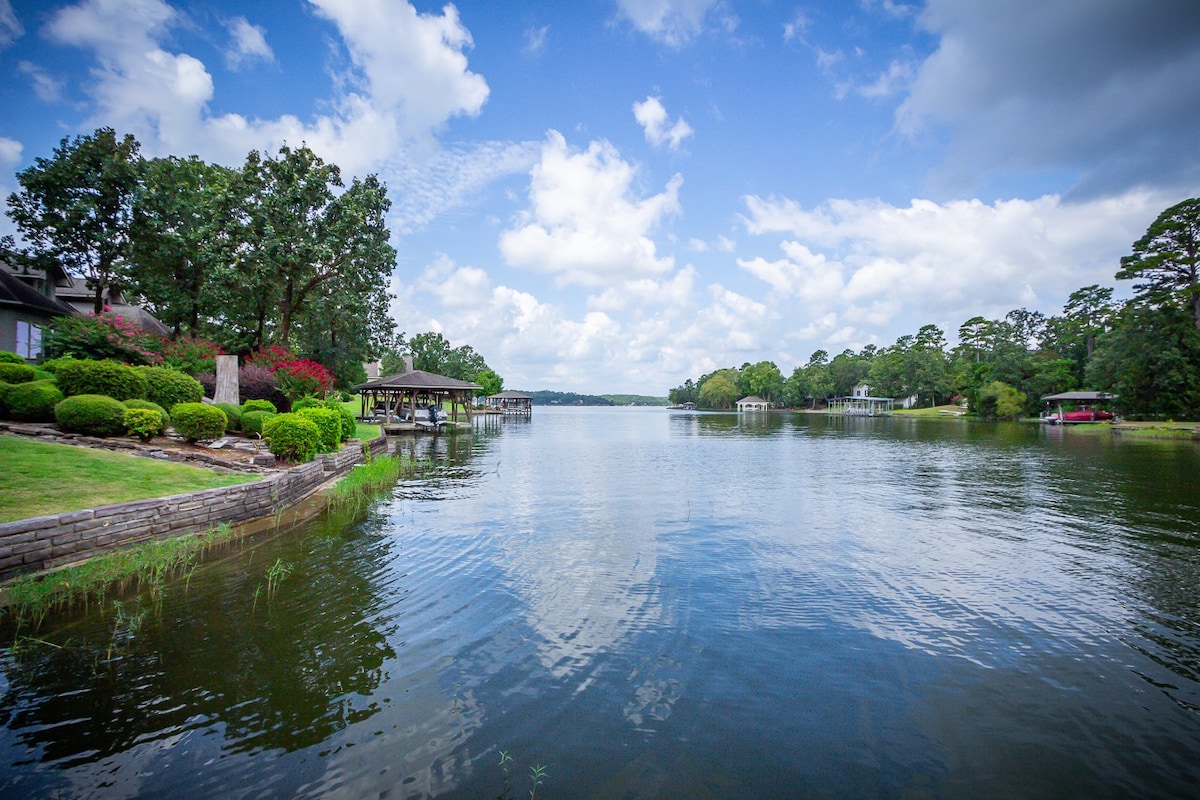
(1116, 198, 1200, 329)
(6, 128, 142, 313)
(408, 331, 454, 374)
(828, 349, 871, 397)
(742, 360, 784, 403)
(910, 324, 951, 407)
(668, 378, 699, 405)
(474, 368, 503, 396)
(1086, 303, 1200, 419)
(229, 145, 396, 350)
(699, 368, 739, 409)
(1046, 284, 1116, 364)
(801, 350, 833, 408)
(976, 380, 1026, 420)
(129, 155, 236, 337)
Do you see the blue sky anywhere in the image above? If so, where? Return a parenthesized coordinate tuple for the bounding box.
(2, 0, 1199, 394)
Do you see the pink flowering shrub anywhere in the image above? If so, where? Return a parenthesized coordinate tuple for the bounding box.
(152, 336, 224, 376)
(44, 310, 162, 365)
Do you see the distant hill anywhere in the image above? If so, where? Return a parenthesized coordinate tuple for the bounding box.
(602, 394, 669, 406)
(519, 390, 614, 406)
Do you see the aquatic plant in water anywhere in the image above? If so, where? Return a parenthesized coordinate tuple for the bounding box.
(0, 523, 237, 634)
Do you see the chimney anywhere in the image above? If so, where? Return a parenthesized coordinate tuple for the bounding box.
(404, 354, 414, 373)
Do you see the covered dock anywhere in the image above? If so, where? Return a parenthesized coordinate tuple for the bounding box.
(826, 395, 895, 416)
(354, 369, 482, 431)
(485, 390, 533, 417)
(1040, 391, 1118, 424)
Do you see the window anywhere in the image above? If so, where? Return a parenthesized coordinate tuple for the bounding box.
(15, 320, 42, 359)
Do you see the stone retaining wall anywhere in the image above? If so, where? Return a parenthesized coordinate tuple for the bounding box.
(0, 435, 390, 581)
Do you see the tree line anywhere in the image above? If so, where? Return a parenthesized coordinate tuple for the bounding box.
(670, 198, 1200, 420)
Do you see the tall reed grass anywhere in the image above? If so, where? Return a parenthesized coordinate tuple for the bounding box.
(1, 522, 238, 632)
(328, 454, 418, 511)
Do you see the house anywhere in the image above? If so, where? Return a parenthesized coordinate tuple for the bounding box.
(0, 260, 76, 360)
(736, 395, 769, 412)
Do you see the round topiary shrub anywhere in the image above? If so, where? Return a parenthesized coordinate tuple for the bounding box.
(241, 398, 277, 414)
(0, 363, 36, 384)
(5, 380, 64, 422)
(170, 402, 228, 442)
(263, 413, 320, 463)
(123, 398, 169, 434)
(139, 366, 203, 409)
(38, 356, 78, 375)
(240, 409, 276, 437)
(290, 396, 323, 412)
(213, 402, 242, 432)
(55, 359, 147, 401)
(55, 394, 128, 436)
(296, 406, 342, 452)
(328, 401, 356, 442)
(124, 407, 165, 442)
(0, 350, 26, 365)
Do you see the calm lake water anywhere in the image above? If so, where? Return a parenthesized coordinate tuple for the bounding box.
(3, 407, 1200, 798)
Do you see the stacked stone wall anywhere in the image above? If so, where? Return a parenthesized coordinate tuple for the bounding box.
(0, 435, 390, 581)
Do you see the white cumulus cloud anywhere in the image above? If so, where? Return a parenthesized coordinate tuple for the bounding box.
(632, 96, 693, 150)
(39, 0, 489, 177)
(224, 17, 273, 70)
(499, 130, 682, 288)
(615, 0, 723, 47)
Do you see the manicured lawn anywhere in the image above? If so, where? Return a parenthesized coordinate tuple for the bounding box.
(0, 436, 258, 523)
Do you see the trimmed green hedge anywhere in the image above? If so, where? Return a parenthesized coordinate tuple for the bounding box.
(123, 398, 169, 434)
(55, 394, 128, 437)
(290, 396, 324, 412)
(56, 359, 147, 401)
(241, 398, 276, 414)
(170, 402, 228, 442)
(263, 413, 320, 463)
(4, 379, 63, 422)
(0, 351, 26, 365)
(0, 363, 36, 384)
(240, 410, 276, 436)
(139, 366, 203, 409)
(213, 402, 242, 432)
(124, 407, 164, 442)
(296, 406, 342, 452)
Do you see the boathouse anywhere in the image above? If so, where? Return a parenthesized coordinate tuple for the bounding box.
(353, 368, 481, 429)
(736, 396, 769, 412)
(485, 390, 533, 417)
(826, 395, 895, 416)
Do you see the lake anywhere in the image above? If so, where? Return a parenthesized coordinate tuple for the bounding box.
(2, 407, 1200, 798)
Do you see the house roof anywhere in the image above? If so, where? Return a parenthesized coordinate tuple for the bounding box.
(737, 396, 767, 404)
(0, 266, 77, 316)
(354, 369, 482, 393)
(489, 390, 532, 399)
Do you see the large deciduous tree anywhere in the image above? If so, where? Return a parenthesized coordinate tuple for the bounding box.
(699, 368, 740, 409)
(227, 145, 396, 351)
(129, 155, 237, 337)
(1086, 303, 1200, 419)
(1116, 198, 1200, 329)
(6, 128, 142, 313)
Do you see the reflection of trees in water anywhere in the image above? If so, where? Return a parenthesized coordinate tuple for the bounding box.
(0, 520, 398, 773)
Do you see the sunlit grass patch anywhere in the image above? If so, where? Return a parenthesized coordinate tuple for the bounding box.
(0, 436, 256, 523)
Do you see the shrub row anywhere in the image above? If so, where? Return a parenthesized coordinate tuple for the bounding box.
(52, 359, 203, 407)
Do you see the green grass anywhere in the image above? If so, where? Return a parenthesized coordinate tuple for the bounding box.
(893, 404, 972, 417)
(329, 454, 419, 512)
(1, 523, 240, 630)
(0, 436, 257, 523)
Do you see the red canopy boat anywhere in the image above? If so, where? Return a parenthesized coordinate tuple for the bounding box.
(1040, 391, 1118, 424)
